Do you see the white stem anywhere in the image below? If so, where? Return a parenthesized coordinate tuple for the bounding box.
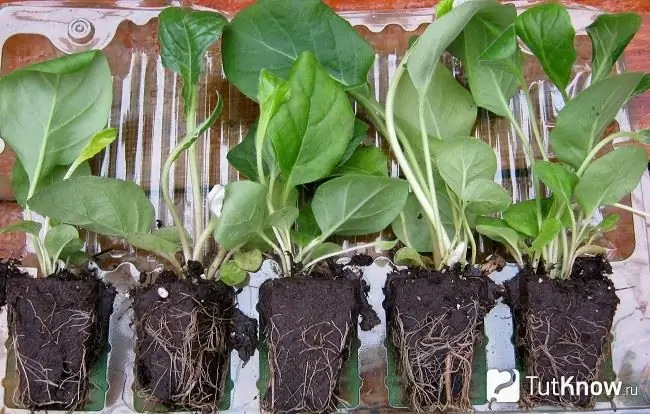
(301, 242, 378, 271)
(612, 202, 650, 218)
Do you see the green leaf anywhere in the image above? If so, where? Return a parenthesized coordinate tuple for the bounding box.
(0, 51, 112, 189)
(338, 119, 369, 167)
(127, 228, 186, 256)
(534, 160, 578, 204)
(475, 216, 522, 251)
(44, 224, 79, 263)
(530, 217, 562, 253)
(394, 246, 427, 268)
(214, 180, 268, 249)
(219, 260, 248, 286)
(464, 179, 512, 214)
(515, 2, 576, 91)
(391, 193, 433, 253)
(234, 249, 264, 272)
(227, 122, 275, 180)
(268, 52, 354, 186)
(550, 73, 649, 169)
(0, 220, 41, 236)
(332, 146, 388, 177)
(309, 242, 342, 261)
(27, 176, 154, 237)
(267, 206, 299, 229)
(71, 128, 117, 168)
(312, 175, 409, 237)
(575, 146, 647, 216)
(503, 200, 540, 238)
(158, 7, 227, 115)
(587, 13, 642, 83)
(436, 138, 498, 200)
(436, 0, 454, 18)
(395, 64, 477, 142)
(480, 25, 518, 64)
(293, 205, 320, 247)
(62, 250, 89, 267)
(12, 160, 92, 208)
(597, 214, 619, 232)
(222, 0, 375, 100)
(455, 4, 521, 116)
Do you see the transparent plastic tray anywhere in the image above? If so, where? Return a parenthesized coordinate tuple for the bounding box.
(0, 1, 648, 413)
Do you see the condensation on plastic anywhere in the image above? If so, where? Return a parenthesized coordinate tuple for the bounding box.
(0, 2, 648, 413)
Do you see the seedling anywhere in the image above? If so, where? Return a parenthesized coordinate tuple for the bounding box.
(0, 51, 155, 277)
(226, 51, 409, 276)
(456, 2, 650, 278)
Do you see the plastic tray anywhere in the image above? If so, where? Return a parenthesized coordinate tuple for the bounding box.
(0, 1, 649, 413)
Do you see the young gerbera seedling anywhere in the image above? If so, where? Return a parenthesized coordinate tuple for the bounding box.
(464, 3, 650, 278)
(123, 7, 265, 284)
(0, 50, 154, 409)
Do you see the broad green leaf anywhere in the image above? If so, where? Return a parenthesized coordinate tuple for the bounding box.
(0, 51, 112, 188)
(268, 52, 353, 186)
(312, 175, 409, 237)
(127, 228, 186, 256)
(394, 64, 477, 141)
(158, 7, 227, 115)
(338, 119, 369, 167)
(12, 160, 92, 208)
(475, 216, 522, 251)
(308, 242, 342, 261)
(530, 217, 562, 252)
(587, 13, 642, 83)
(27, 176, 154, 237)
(534, 161, 578, 204)
(575, 146, 647, 216)
(550, 72, 648, 169)
(44, 224, 79, 263)
(503, 200, 539, 238)
(464, 179, 511, 214)
(71, 128, 117, 169)
(394, 246, 427, 268)
(0, 220, 41, 236)
(234, 249, 264, 272)
(455, 4, 521, 116)
(436, 0, 454, 18)
(407, 0, 499, 93)
(219, 260, 248, 286)
(293, 205, 320, 247)
(267, 207, 299, 229)
(222, 0, 375, 99)
(391, 193, 433, 253)
(480, 25, 518, 64)
(515, 3, 576, 91)
(436, 138, 498, 199)
(214, 181, 268, 249)
(332, 146, 388, 177)
(597, 214, 619, 232)
(227, 122, 274, 180)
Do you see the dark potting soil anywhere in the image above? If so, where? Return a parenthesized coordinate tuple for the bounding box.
(132, 262, 257, 412)
(258, 260, 379, 413)
(384, 265, 498, 411)
(504, 255, 619, 408)
(0, 260, 27, 307)
(5, 267, 115, 410)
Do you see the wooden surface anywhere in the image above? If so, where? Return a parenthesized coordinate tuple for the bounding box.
(0, 0, 648, 259)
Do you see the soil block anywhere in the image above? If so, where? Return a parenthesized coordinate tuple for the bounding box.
(504, 256, 619, 409)
(133, 266, 255, 412)
(4, 266, 115, 410)
(258, 262, 379, 413)
(384, 266, 497, 411)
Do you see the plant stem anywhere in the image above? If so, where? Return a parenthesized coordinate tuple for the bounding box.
(161, 148, 192, 262)
(302, 242, 378, 271)
(612, 202, 650, 218)
(192, 216, 218, 261)
(185, 90, 204, 260)
(518, 75, 548, 161)
(462, 212, 476, 265)
(160, 252, 184, 274)
(206, 248, 228, 280)
(385, 63, 447, 268)
(577, 131, 645, 176)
